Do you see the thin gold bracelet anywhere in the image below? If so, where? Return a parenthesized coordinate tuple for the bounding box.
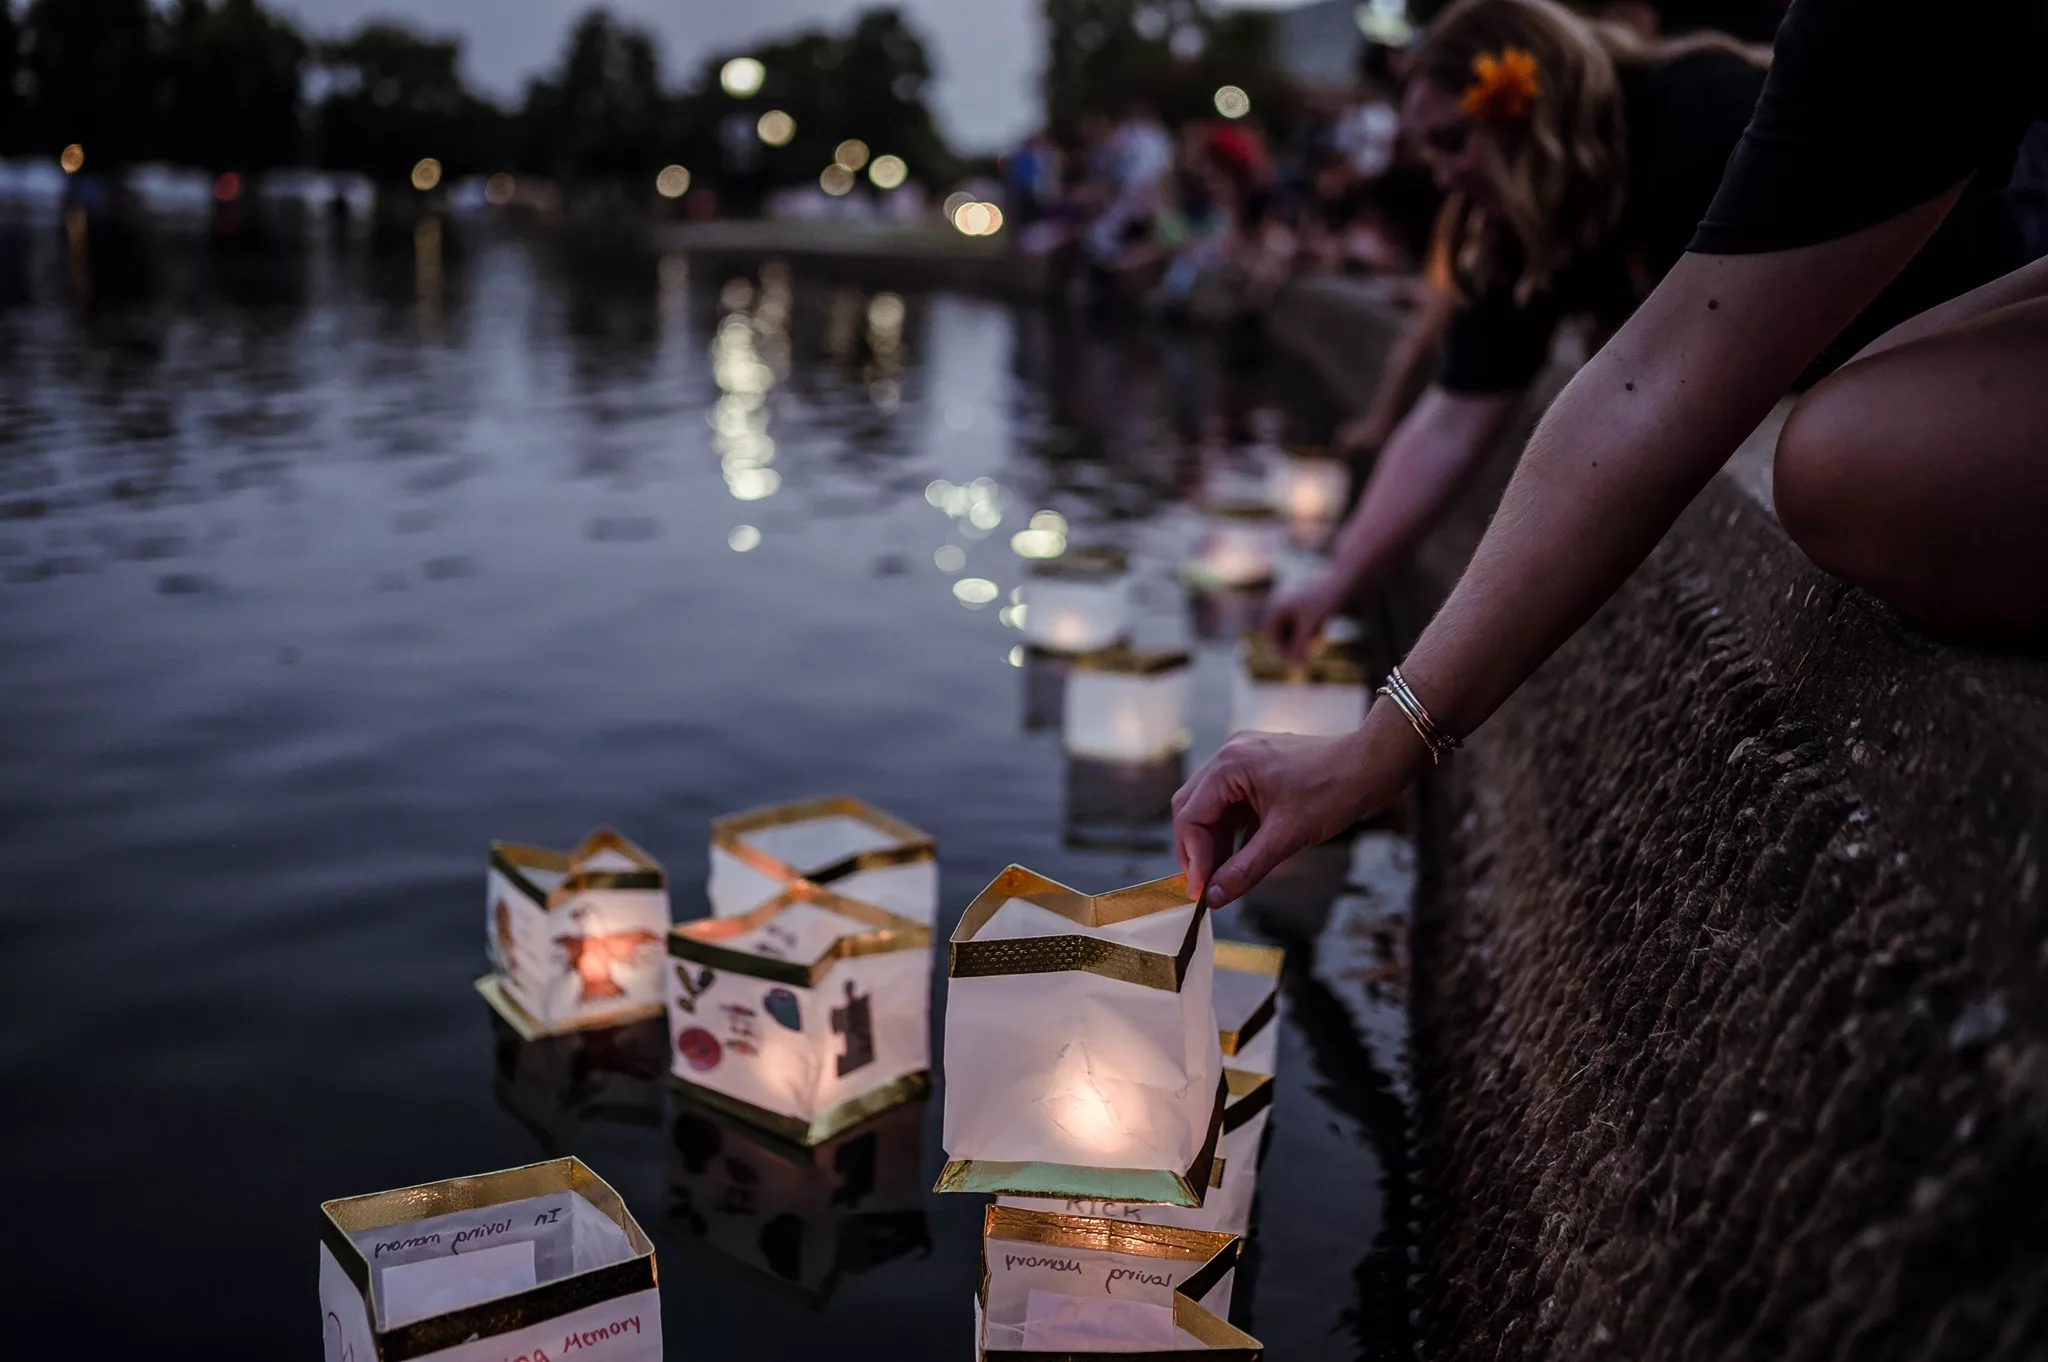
(1377, 665, 1462, 765)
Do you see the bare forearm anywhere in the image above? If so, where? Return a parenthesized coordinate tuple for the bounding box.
(1353, 289, 1454, 443)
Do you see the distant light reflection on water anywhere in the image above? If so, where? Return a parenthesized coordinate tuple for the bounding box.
(0, 215, 1409, 1358)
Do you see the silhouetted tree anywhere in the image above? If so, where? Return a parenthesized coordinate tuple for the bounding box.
(157, 0, 307, 175)
(312, 21, 497, 185)
(517, 9, 668, 183)
(0, 2, 21, 155)
(21, 0, 158, 165)
(1043, 0, 1291, 140)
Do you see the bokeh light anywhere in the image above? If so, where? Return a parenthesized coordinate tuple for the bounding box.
(655, 165, 691, 199)
(1213, 85, 1251, 119)
(833, 139, 871, 171)
(411, 157, 443, 191)
(728, 525, 762, 552)
(213, 171, 240, 203)
(820, 164, 855, 196)
(59, 144, 84, 174)
(1008, 645, 1026, 667)
(933, 545, 966, 573)
(867, 292, 905, 331)
(868, 154, 908, 190)
(951, 200, 1004, 236)
(484, 173, 516, 205)
(720, 57, 766, 97)
(756, 110, 796, 146)
(953, 577, 999, 607)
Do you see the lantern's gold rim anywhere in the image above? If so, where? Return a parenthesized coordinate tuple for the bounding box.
(490, 827, 667, 910)
(1237, 629, 1366, 685)
(949, 865, 1202, 991)
(1067, 641, 1193, 677)
(474, 973, 665, 1043)
(1213, 940, 1284, 1055)
(710, 794, 937, 891)
(1026, 544, 1128, 581)
(668, 880, 931, 988)
(666, 1067, 931, 1147)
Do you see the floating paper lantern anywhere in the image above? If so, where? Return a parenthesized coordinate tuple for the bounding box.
(1022, 546, 1133, 654)
(1186, 502, 1283, 589)
(1229, 631, 1368, 737)
(1213, 940, 1282, 1076)
(939, 867, 1226, 1207)
(709, 795, 938, 926)
(320, 1157, 662, 1362)
(480, 829, 671, 1037)
(663, 1087, 930, 1306)
(487, 1012, 669, 1157)
(997, 1069, 1274, 1238)
(973, 1207, 1260, 1357)
(1267, 446, 1350, 525)
(1062, 643, 1192, 763)
(1063, 752, 1184, 854)
(667, 882, 932, 1145)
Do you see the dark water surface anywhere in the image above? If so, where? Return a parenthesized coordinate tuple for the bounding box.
(0, 219, 1408, 1358)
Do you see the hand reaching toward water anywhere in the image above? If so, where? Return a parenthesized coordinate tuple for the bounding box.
(1263, 573, 1348, 660)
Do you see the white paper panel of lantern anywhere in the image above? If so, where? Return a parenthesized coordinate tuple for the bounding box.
(939, 867, 1226, 1207)
(1213, 940, 1282, 1075)
(1267, 447, 1350, 524)
(1061, 644, 1193, 763)
(319, 1157, 662, 1362)
(487, 1012, 669, 1156)
(666, 882, 932, 1145)
(480, 829, 672, 1038)
(1021, 546, 1133, 654)
(708, 795, 938, 925)
(973, 1206, 1259, 1358)
(1228, 631, 1369, 737)
(1185, 502, 1283, 589)
(997, 1069, 1274, 1238)
(664, 1086, 930, 1306)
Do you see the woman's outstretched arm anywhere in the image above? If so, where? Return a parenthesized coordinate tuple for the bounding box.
(1177, 184, 1964, 906)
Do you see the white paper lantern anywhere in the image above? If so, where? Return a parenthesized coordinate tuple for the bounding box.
(709, 795, 938, 926)
(1213, 940, 1282, 1076)
(664, 1088, 929, 1306)
(1187, 502, 1283, 589)
(667, 882, 932, 1145)
(1267, 447, 1350, 524)
(320, 1157, 662, 1362)
(1022, 546, 1133, 654)
(481, 829, 672, 1038)
(939, 867, 1226, 1207)
(1229, 632, 1368, 737)
(973, 1207, 1259, 1357)
(1062, 644, 1192, 763)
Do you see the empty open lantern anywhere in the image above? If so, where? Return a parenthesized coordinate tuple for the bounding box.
(1062, 643, 1192, 764)
(1230, 631, 1368, 737)
(1021, 546, 1133, 654)
(709, 795, 938, 926)
(939, 867, 1226, 1207)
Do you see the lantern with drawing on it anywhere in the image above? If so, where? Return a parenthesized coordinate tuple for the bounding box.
(1021, 546, 1132, 655)
(663, 1084, 931, 1307)
(1061, 643, 1191, 765)
(666, 881, 932, 1145)
(1267, 445, 1350, 536)
(479, 829, 671, 1037)
(320, 1156, 662, 1362)
(938, 867, 1226, 1207)
(972, 1206, 1261, 1357)
(1185, 502, 1283, 589)
(1229, 630, 1368, 737)
(709, 795, 938, 926)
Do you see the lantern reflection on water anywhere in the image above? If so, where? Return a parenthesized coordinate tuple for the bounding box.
(1229, 630, 1368, 737)
(489, 1011, 668, 1157)
(1063, 751, 1183, 853)
(1187, 502, 1282, 589)
(708, 795, 938, 926)
(1062, 643, 1192, 764)
(1021, 546, 1132, 654)
(939, 867, 1226, 1206)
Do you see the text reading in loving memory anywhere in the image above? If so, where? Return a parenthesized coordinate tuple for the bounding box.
(478, 1312, 644, 1362)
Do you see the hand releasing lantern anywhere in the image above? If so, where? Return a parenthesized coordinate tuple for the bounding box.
(1229, 630, 1368, 737)
(708, 795, 938, 926)
(939, 867, 1226, 1207)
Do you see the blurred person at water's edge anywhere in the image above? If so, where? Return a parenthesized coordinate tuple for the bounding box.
(1177, 0, 2048, 908)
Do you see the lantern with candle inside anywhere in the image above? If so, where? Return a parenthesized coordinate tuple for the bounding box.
(1185, 502, 1283, 589)
(319, 1156, 662, 1362)
(972, 1206, 1261, 1358)
(1229, 630, 1369, 737)
(938, 867, 1227, 1206)
(1267, 445, 1350, 525)
(663, 1085, 930, 1307)
(1062, 642, 1191, 764)
(1021, 546, 1132, 654)
(666, 881, 932, 1145)
(487, 1011, 669, 1157)
(479, 829, 671, 1038)
(708, 795, 937, 926)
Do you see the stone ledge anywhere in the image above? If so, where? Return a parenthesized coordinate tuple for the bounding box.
(1268, 275, 2048, 1360)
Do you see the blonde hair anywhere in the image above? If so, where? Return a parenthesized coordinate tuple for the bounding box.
(1415, 0, 1767, 302)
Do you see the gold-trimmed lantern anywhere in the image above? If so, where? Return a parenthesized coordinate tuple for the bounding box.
(709, 795, 938, 926)
(1230, 631, 1368, 737)
(662, 1085, 931, 1308)
(1021, 546, 1133, 654)
(480, 829, 671, 1038)
(973, 1206, 1261, 1357)
(319, 1156, 662, 1362)
(1213, 940, 1282, 1076)
(1186, 502, 1283, 589)
(1062, 643, 1193, 764)
(666, 881, 933, 1145)
(939, 867, 1226, 1207)
(1267, 445, 1350, 527)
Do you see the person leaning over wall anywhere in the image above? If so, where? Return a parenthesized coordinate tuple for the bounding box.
(1178, 0, 2048, 907)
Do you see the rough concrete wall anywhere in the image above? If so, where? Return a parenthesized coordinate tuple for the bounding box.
(1269, 279, 2048, 1361)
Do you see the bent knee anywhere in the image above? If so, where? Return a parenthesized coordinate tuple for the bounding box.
(1773, 381, 1865, 573)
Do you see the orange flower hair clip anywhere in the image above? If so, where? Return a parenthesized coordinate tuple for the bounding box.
(1461, 46, 1541, 122)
